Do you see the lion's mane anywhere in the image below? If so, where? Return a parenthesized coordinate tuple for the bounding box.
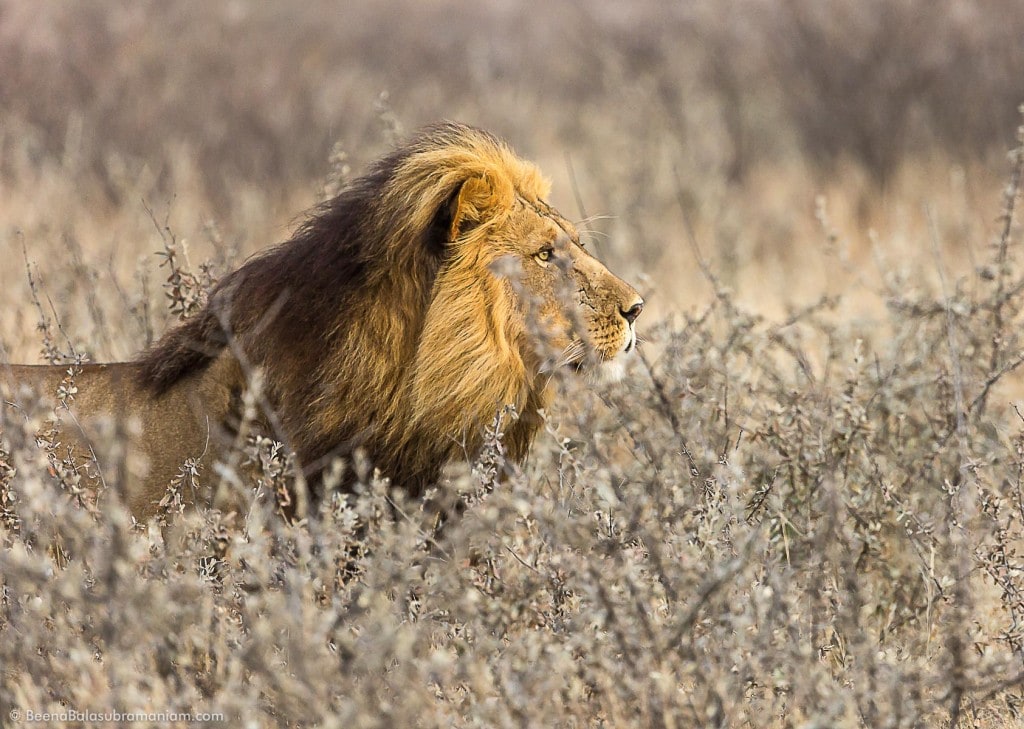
(138, 122, 552, 496)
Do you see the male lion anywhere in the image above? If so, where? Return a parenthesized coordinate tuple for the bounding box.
(1, 123, 643, 521)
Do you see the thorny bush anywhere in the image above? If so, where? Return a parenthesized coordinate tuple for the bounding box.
(4, 136, 1024, 729)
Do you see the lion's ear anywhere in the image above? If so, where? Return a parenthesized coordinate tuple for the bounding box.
(449, 176, 495, 235)
(426, 176, 501, 254)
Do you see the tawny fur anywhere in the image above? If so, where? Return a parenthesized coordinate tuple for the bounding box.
(1, 123, 642, 521)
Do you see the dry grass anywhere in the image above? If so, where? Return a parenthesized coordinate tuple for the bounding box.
(3, 1, 1024, 726)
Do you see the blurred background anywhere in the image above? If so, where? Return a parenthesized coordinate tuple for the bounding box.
(1, 0, 1023, 358)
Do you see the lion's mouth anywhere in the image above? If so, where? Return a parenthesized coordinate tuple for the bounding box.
(623, 326, 637, 353)
(553, 327, 640, 375)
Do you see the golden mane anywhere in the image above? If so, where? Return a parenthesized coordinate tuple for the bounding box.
(138, 123, 558, 497)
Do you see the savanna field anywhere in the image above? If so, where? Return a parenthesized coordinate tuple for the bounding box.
(3, 1, 1024, 726)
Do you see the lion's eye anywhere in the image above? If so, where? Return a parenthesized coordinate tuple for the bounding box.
(534, 248, 554, 264)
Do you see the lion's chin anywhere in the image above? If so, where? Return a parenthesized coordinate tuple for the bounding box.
(554, 333, 635, 382)
(565, 350, 632, 384)
(594, 356, 628, 384)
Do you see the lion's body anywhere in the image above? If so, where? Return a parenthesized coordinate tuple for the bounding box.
(1, 123, 642, 521)
(0, 360, 237, 516)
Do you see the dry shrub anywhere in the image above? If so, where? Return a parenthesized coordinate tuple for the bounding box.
(1, 122, 1024, 729)
(3, 3, 1024, 725)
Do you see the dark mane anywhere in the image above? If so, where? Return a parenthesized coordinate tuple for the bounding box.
(136, 133, 454, 396)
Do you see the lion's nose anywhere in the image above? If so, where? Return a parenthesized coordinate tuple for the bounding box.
(621, 300, 644, 324)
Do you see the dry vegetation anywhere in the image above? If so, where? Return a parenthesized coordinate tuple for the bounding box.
(3, 1, 1024, 726)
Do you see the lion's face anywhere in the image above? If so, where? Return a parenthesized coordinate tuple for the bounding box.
(483, 195, 644, 373)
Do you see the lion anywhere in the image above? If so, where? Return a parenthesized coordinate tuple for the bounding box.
(0, 122, 643, 522)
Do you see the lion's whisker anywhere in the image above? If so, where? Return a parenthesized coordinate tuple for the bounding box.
(557, 341, 587, 367)
(575, 214, 616, 227)
(580, 230, 611, 244)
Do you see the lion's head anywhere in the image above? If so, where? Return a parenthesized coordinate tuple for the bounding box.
(424, 172, 643, 373)
(139, 122, 643, 499)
